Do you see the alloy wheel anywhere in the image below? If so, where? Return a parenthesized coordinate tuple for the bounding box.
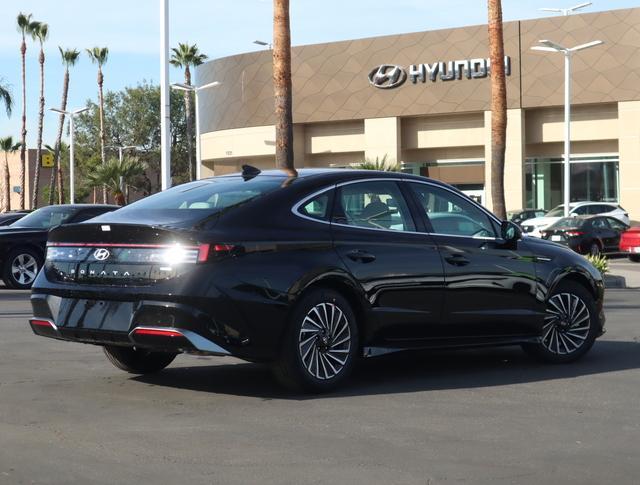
(298, 302, 352, 380)
(11, 253, 38, 286)
(542, 292, 591, 355)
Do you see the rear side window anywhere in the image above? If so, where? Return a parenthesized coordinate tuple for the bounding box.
(114, 177, 284, 215)
(334, 181, 415, 232)
(298, 192, 332, 221)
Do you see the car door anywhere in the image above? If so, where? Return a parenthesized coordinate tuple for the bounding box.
(406, 181, 541, 338)
(331, 179, 445, 344)
(604, 217, 628, 251)
(590, 217, 617, 252)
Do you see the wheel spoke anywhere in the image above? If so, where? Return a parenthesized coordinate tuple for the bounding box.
(543, 293, 590, 355)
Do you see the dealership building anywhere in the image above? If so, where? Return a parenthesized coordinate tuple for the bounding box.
(196, 7, 640, 219)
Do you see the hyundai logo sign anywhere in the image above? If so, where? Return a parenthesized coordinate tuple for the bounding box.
(368, 64, 408, 89)
(93, 248, 111, 261)
(369, 56, 511, 89)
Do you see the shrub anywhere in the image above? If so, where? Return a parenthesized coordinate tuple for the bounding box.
(584, 254, 609, 275)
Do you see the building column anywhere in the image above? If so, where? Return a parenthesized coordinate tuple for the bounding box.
(364, 117, 401, 165)
(618, 101, 640, 221)
(484, 109, 525, 213)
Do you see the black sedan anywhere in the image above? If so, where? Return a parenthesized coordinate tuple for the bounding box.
(0, 204, 118, 289)
(29, 169, 605, 392)
(540, 215, 629, 256)
(0, 211, 30, 226)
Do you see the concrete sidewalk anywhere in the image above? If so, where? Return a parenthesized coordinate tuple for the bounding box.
(606, 257, 640, 289)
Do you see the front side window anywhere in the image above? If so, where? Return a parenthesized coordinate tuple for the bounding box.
(334, 181, 415, 232)
(591, 217, 608, 230)
(409, 183, 496, 238)
(607, 217, 627, 231)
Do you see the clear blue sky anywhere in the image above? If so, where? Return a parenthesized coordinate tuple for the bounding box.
(1, 0, 638, 146)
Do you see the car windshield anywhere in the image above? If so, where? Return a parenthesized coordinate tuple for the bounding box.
(549, 217, 584, 229)
(111, 176, 285, 220)
(10, 206, 76, 229)
(546, 205, 566, 217)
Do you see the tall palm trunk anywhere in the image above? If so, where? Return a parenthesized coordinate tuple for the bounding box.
(32, 47, 45, 209)
(488, 0, 507, 219)
(19, 37, 27, 210)
(2, 153, 10, 212)
(184, 66, 194, 181)
(273, 0, 296, 176)
(50, 69, 69, 205)
(98, 68, 107, 203)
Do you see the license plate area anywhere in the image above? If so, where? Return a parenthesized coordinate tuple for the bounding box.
(55, 298, 135, 332)
(551, 235, 563, 242)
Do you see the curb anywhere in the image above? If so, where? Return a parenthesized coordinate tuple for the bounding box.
(605, 274, 627, 289)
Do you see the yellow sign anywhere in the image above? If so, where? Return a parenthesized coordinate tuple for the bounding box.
(41, 152, 54, 168)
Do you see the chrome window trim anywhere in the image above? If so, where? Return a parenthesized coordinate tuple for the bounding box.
(291, 177, 504, 241)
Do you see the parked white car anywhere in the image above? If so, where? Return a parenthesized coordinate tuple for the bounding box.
(521, 202, 630, 238)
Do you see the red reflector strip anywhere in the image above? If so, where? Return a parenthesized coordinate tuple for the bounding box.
(197, 243, 210, 263)
(132, 328, 184, 338)
(30, 319, 57, 329)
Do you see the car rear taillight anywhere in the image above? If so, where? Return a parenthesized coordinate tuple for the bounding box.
(197, 243, 239, 262)
(565, 231, 584, 237)
(29, 318, 57, 329)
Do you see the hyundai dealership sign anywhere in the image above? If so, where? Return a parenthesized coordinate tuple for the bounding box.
(368, 56, 511, 89)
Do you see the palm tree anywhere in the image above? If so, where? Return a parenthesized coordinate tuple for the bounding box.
(170, 43, 208, 181)
(0, 80, 12, 117)
(273, 0, 296, 177)
(356, 155, 402, 172)
(86, 46, 109, 203)
(32, 22, 49, 209)
(0, 136, 22, 212)
(85, 156, 146, 206)
(17, 13, 40, 210)
(50, 47, 80, 205)
(488, 0, 507, 219)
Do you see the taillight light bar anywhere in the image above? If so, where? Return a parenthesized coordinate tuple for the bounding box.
(565, 231, 584, 237)
(197, 243, 238, 262)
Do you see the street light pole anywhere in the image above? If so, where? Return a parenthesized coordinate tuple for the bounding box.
(540, 2, 592, 16)
(49, 106, 89, 204)
(531, 39, 603, 217)
(171, 81, 221, 180)
(160, 0, 171, 191)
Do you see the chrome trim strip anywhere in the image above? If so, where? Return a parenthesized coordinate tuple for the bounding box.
(290, 176, 504, 240)
(129, 326, 231, 356)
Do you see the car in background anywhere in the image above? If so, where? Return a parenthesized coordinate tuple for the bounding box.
(508, 209, 547, 226)
(620, 226, 640, 262)
(521, 202, 629, 237)
(0, 204, 118, 289)
(0, 211, 31, 226)
(29, 168, 606, 392)
(540, 215, 629, 256)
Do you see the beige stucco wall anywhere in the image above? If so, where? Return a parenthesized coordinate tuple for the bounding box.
(402, 113, 485, 150)
(618, 101, 640, 221)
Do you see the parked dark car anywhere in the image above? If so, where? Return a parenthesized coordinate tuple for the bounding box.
(0, 204, 118, 289)
(508, 208, 547, 226)
(29, 169, 605, 392)
(0, 211, 31, 226)
(540, 215, 629, 256)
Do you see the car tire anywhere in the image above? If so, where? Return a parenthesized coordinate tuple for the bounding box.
(629, 254, 640, 263)
(2, 247, 43, 289)
(103, 346, 177, 374)
(272, 288, 359, 393)
(522, 281, 598, 364)
(588, 242, 601, 256)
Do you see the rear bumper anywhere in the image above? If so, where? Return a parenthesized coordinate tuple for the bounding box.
(29, 293, 232, 356)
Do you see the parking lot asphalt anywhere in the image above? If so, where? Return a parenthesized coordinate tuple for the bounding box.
(0, 288, 639, 485)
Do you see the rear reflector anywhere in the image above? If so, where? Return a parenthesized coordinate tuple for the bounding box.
(132, 328, 184, 338)
(30, 318, 56, 329)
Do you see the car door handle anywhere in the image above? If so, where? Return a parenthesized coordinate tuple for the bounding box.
(346, 249, 376, 263)
(444, 254, 470, 266)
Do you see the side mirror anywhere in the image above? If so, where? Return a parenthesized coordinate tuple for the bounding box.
(501, 220, 522, 243)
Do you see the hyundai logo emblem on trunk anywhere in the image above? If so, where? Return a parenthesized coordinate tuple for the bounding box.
(93, 248, 111, 261)
(368, 64, 407, 89)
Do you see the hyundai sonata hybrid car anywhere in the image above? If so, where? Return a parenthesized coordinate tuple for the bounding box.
(29, 168, 605, 392)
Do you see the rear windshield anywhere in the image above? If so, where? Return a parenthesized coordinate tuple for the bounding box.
(549, 217, 584, 229)
(111, 176, 284, 220)
(10, 206, 76, 229)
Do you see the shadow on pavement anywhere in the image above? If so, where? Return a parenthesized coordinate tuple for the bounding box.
(134, 339, 640, 400)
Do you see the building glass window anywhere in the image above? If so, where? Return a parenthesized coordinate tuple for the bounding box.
(525, 155, 619, 210)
